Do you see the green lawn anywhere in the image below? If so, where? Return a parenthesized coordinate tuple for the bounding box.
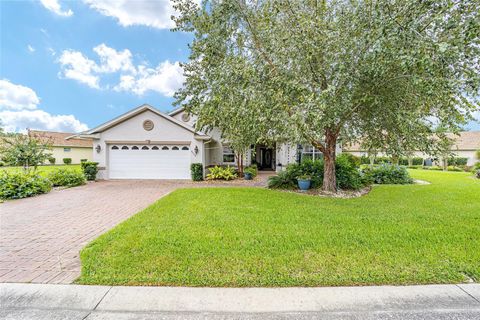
(78, 170, 480, 287)
(1, 164, 81, 176)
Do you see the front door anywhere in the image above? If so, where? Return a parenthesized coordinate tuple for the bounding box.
(260, 148, 273, 169)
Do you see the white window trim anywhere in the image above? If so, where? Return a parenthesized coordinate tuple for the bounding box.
(302, 145, 323, 161)
(222, 145, 236, 164)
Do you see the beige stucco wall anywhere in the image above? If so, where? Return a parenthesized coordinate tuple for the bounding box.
(92, 110, 205, 179)
(47, 147, 92, 164)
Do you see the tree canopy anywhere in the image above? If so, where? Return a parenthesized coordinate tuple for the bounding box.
(173, 0, 480, 191)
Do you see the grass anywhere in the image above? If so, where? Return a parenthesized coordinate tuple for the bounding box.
(1, 164, 81, 176)
(78, 170, 480, 287)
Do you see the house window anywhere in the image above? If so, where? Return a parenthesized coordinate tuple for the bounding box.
(162, 146, 169, 150)
(64, 147, 71, 152)
(121, 146, 129, 150)
(132, 146, 139, 150)
(223, 146, 235, 163)
(111, 146, 119, 150)
(181, 146, 189, 151)
(172, 146, 179, 150)
(302, 145, 323, 161)
(141, 146, 149, 150)
(152, 146, 159, 150)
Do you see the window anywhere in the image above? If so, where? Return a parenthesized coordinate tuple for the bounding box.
(223, 145, 235, 163)
(131, 146, 139, 150)
(151, 146, 159, 150)
(121, 146, 129, 150)
(302, 145, 323, 161)
(162, 146, 169, 150)
(172, 146, 179, 150)
(111, 146, 119, 150)
(181, 146, 189, 151)
(64, 147, 71, 152)
(141, 146, 149, 150)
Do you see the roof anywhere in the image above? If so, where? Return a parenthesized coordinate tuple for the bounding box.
(344, 131, 480, 152)
(84, 104, 208, 138)
(168, 107, 185, 116)
(29, 130, 93, 148)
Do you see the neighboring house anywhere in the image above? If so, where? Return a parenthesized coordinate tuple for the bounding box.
(76, 104, 337, 180)
(344, 131, 480, 166)
(29, 130, 93, 164)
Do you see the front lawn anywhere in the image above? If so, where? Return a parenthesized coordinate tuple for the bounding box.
(1, 164, 81, 176)
(78, 170, 480, 286)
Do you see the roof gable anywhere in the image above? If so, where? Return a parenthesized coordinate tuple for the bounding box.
(29, 130, 92, 147)
(86, 104, 207, 137)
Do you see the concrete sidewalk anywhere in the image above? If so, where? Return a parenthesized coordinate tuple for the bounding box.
(1, 283, 479, 319)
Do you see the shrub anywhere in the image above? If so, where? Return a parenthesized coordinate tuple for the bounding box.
(407, 165, 422, 169)
(81, 162, 99, 181)
(335, 154, 363, 189)
(360, 156, 371, 165)
(295, 159, 324, 187)
(447, 157, 468, 166)
(362, 164, 413, 184)
(48, 169, 86, 187)
(399, 157, 409, 166)
(190, 163, 203, 181)
(206, 165, 237, 180)
(0, 171, 52, 200)
(80, 159, 88, 163)
(244, 166, 257, 177)
(267, 170, 297, 189)
(476, 169, 480, 179)
(373, 156, 390, 164)
(412, 157, 424, 165)
(63, 158, 72, 165)
(48, 157, 56, 164)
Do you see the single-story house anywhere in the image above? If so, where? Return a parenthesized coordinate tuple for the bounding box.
(76, 104, 338, 180)
(344, 131, 480, 166)
(29, 130, 93, 164)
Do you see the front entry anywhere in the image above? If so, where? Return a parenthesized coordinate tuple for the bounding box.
(258, 146, 275, 170)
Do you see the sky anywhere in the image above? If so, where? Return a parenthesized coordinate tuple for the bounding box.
(0, 0, 478, 133)
(0, 0, 192, 133)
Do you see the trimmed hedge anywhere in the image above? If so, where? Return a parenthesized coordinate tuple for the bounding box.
(190, 163, 203, 181)
(81, 161, 99, 181)
(63, 158, 72, 165)
(361, 164, 413, 184)
(48, 157, 56, 164)
(48, 169, 86, 187)
(0, 171, 52, 200)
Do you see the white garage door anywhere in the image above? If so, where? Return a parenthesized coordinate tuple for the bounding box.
(109, 144, 191, 179)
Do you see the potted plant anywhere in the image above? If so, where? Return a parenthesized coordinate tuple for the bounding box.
(244, 167, 255, 180)
(297, 174, 311, 191)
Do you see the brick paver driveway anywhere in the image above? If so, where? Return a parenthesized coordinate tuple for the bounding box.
(0, 180, 191, 284)
(0, 173, 272, 284)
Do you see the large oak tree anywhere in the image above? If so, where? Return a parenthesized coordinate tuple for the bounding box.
(174, 0, 480, 192)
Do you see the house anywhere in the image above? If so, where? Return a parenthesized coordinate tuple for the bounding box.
(77, 104, 331, 180)
(344, 131, 480, 166)
(29, 130, 93, 164)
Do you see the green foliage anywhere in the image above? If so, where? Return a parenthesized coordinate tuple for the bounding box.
(48, 157, 56, 164)
(267, 170, 297, 189)
(447, 157, 468, 166)
(335, 154, 364, 190)
(244, 166, 257, 177)
(412, 157, 424, 166)
(476, 170, 480, 179)
(173, 0, 480, 192)
(446, 166, 463, 172)
(0, 171, 52, 200)
(360, 156, 371, 165)
(206, 166, 237, 181)
(362, 164, 413, 185)
(476, 150, 480, 160)
(297, 174, 311, 180)
(48, 169, 86, 187)
(81, 162, 99, 181)
(63, 158, 72, 165)
(0, 134, 52, 168)
(80, 159, 88, 163)
(373, 156, 391, 164)
(190, 163, 203, 181)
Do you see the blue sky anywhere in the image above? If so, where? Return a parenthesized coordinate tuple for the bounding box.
(0, 0, 478, 133)
(0, 0, 192, 132)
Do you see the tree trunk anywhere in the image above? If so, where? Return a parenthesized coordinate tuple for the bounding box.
(236, 152, 244, 177)
(322, 130, 337, 192)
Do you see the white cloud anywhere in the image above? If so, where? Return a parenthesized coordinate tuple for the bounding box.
(40, 0, 73, 17)
(27, 45, 36, 53)
(0, 79, 40, 110)
(47, 47, 56, 56)
(0, 110, 88, 133)
(58, 50, 100, 89)
(93, 44, 135, 73)
(0, 80, 87, 133)
(115, 61, 184, 97)
(56, 44, 184, 96)
(83, 0, 175, 29)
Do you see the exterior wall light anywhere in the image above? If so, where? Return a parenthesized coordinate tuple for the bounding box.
(194, 145, 199, 155)
(95, 145, 102, 153)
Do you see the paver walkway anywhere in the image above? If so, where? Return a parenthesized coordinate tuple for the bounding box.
(0, 173, 272, 284)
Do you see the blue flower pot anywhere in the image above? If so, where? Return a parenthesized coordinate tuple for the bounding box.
(298, 179, 311, 191)
(244, 172, 253, 180)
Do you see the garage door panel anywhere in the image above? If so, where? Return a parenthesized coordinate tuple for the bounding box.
(109, 145, 191, 179)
